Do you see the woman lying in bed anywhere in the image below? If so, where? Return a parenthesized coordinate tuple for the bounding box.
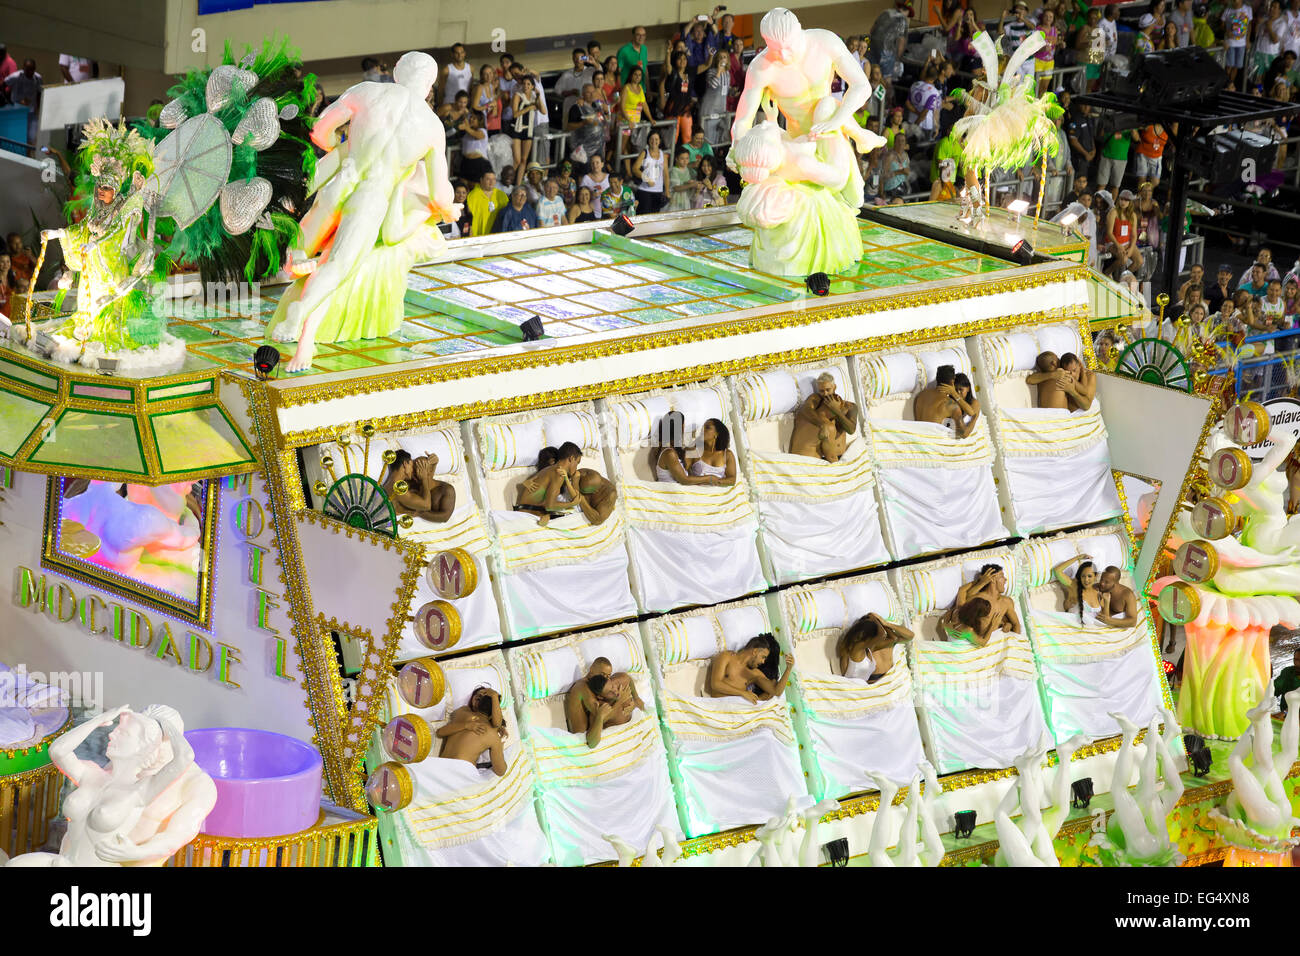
(707, 634, 795, 704)
(939, 565, 1021, 645)
(1052, 554, 1127, 628)
(837, 612, 914, 682)
(655, 411, 722, 486)
(516, 442, 617, 526)
(437, 687, 508, 776)
(383, 450, 456, 523)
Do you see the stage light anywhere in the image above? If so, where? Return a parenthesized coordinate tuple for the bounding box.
(1010, 239, 1035, 265)
(805, 272, 831, 297)
(519, 315, 545, 342)
(823, 837, 849, 867)
(1006, 198, 1030, 224)
(610, 213, 635, 237)
(1070, 777, 1094, 809)
(253, 344, 281, 380)
(953, 810, 977, 839)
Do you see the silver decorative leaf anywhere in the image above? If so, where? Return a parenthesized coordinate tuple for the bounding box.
(255, 211, 274, 230)
(239, 53, 257, 69)
(205, 65, 259, 112)
(158, 98, 189, 129)
(219, 177, 272, 235)
(278, 103, 299, 122)
(153, 114, 234, 229)
(231, 97, 280, 150)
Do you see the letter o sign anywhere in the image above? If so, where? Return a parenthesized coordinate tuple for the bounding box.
(1208, 447, 1252, 490)
(413, 600, 461, 652)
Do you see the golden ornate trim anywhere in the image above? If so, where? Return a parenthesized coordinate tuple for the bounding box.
(165, 809, 378, 867)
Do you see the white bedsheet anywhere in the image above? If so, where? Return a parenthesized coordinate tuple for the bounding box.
(628, 524, 766, 613)
(497, 542, 637, 638)
(757, 489, 890, 584)
(1000, 431, 1121, 535)
(878, 462, 1007, 557)
(529, 715, 680, 866)
(802, 694, 925, 799)
(661, 691, 806, 835)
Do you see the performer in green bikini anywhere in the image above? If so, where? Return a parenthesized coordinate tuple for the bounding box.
(940, 564, 1020, 645)
(515, 441, 617, 526)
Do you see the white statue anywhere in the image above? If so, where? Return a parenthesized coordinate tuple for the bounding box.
(744, 795, 839, 867)
(4, 705, 216, 867)
(729, 8, 885, 277)
(993, 733, 1085, 867)
(865, 764, 945, 867)
(604, 825, 682, 868)
(1210, 691, 1300, 852)
(270, 51, 458, 372)
(1090, 711, 1185, 866)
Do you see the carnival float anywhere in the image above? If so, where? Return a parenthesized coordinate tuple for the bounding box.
(0, 9, 1295, 869)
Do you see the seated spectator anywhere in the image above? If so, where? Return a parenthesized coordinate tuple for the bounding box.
(535, 178, 567, 228)
(630, 129, 669, 213)
(682, 129, 715, 172)
(1263, 52, 1296, 93)
(1179, 263, 1206, 305)
(361, 57, 392, 83)
(0, 252, 12, 317)
(383, 450, 456, 522)
(931, 157, 959, 201)
(6, 233, 33, 289)
(1285, 276, 1300, 324)
(494, 186, 539, 232)
(881, 135, 911, 200)
(439, 90, 472, 138)
(883, 106, 907, 148)
(1179, 283, 1206, 324)
(838, 612, 915, 683)
(456, 111, 493, 183)
(465, 171, 508, 236)
(692, 155, 727, 209)
(566, 184, 599, 224)
(450, 182, 472, 238)
(522, 163, 545, 204)
(1062, 173, 1090, 208)
(667, 149, 695, 211)
(437, 687, 507, 775)
(601, 172, 637, 218)
(706, 633, 794, 703)
(1240, 261, 1271, 296)
(1207, 263, 1236, 315)
(905, 62, 943, 140)
(1105, 189, 1143, 279)
(554, 162, 577, 206)
(1240, 249, 1281, 287)
(654, 410, 721, 485)
(499, 165, 517, 189)
(790, 371, 859, 462)
(914, 363, 980, 437)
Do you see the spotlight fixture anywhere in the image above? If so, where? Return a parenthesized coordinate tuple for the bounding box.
(1057, 211, 1079, 236)
(253, 344, 282, 380)
(519, 314, 545, 342)
(1185, 735, 1213, 777)
(610, 213, 635, 237)
(953, 809, 977, 839)
(805, 272, 831, 297)
(823, 837, 850, 867)
(96, 357, 119, 376)
(1010, 238, 1035, 265)
(1070, 777, 1095, 809)
(1006, 198, 1030, 224)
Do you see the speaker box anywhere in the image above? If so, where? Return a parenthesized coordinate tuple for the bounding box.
(1131, 47, 1228, 107)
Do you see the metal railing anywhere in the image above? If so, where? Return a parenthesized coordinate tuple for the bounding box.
(1207, 327, 1300, 399)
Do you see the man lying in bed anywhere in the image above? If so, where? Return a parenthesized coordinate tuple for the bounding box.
(383, 449, 456, 522)
(913, 364, 981, 437)
(565, 657, 645, 748)
(1095, 566, 1137, 628)
(437, 686, 508, 776)
(1026, 351, 1092, 411)
(939, 564, 1021, 646)
(1059, 353, 1097, 411)
(707, 633, 795, 704)
(790, 372, 859, 462)
(516, 441, 618, 526)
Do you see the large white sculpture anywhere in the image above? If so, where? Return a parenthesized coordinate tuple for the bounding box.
(3, 705, 216, 867)
(1210, 691, 1300, 856)
(993, 733, 1085, 867)
(865, 763, 945, 867)
(269, 51, 458, 372)
(730, 8, 885, 277)
(1089, 711, 1185, 866)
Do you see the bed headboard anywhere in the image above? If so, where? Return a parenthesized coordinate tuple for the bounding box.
(1017, 525, 1132, 591)
(471, 401, 604, 512)
(305, 423, 467, 510)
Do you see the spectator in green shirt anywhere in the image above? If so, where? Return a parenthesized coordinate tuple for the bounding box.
(617, 26, 651, 85)
(1096, 127, 1137, 193)
(682, 130, 715, 172)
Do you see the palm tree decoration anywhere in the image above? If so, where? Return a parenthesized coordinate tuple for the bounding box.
(952, 30, 1047, 212)
(1024, 88, 1064, 227)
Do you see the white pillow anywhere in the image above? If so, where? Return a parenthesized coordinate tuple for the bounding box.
(1006, 332, 1041, 372)
(542, 410, 600, 451)
(1018, 538, 1057, 589)
(674, 388, 725, 443)
(737, 370, 800, 421)
(716, 605, 767, 651)
(318, 441, 383, 480)
(445, 663, 504, 711)
(861, 351, 919, 400)
(842, 580, 895, 624)
(579, 630, 643, 674)
(614, 397, 672, 447)
(790, 587, 848, 634)
(517, 645, 584, 700)
(399, 429, 461, 476)
(481, 419, 546, 470)
(1037, 324, 1082, 362)
(1086, 532, 1129, 572)
(908, 564, 964, 614)
(919, 346, 970, 386)
(795, 365, 847, 402)
(659, 615, 720, 665)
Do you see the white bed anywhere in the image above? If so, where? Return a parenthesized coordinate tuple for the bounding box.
(893, 546, 1049, 774)
(507, 624, 681, 866)
(644, 598, 807, 836)
(975, 322, 1123, 535)
(778, 572, 926, 799)
(731, 359, 890, 585)
(1016, 524, 1163, 744)
(305, 424, 502, 660)
(602, 380, 767, 612)
(377, 650, 550, 866)
(857, 342, 1010, 560)
(469, 402, 637, 639)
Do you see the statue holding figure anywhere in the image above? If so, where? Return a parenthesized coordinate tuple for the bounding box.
(730, 8, 885, 277)
(269, 51, 459, 371)
(3, 705, 216, 867)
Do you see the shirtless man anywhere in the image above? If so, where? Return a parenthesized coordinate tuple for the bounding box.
(707, 634, 795, 704)
(1096, 566, 1137, 628)
(568, 466, 618, 526)
(954, 564, 1021, 636)
(1026, 351, 1088, 410)
(383, 449, 456, 522)
(790, 371, 859, 462)
(436, 686, 507, 776)
(730, 8, 875, 208)
(1058, 353, 1096, 411)
(913, 364, 979, 437)
(280, 51, 458, 371)
(516, 441, 583, 525)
